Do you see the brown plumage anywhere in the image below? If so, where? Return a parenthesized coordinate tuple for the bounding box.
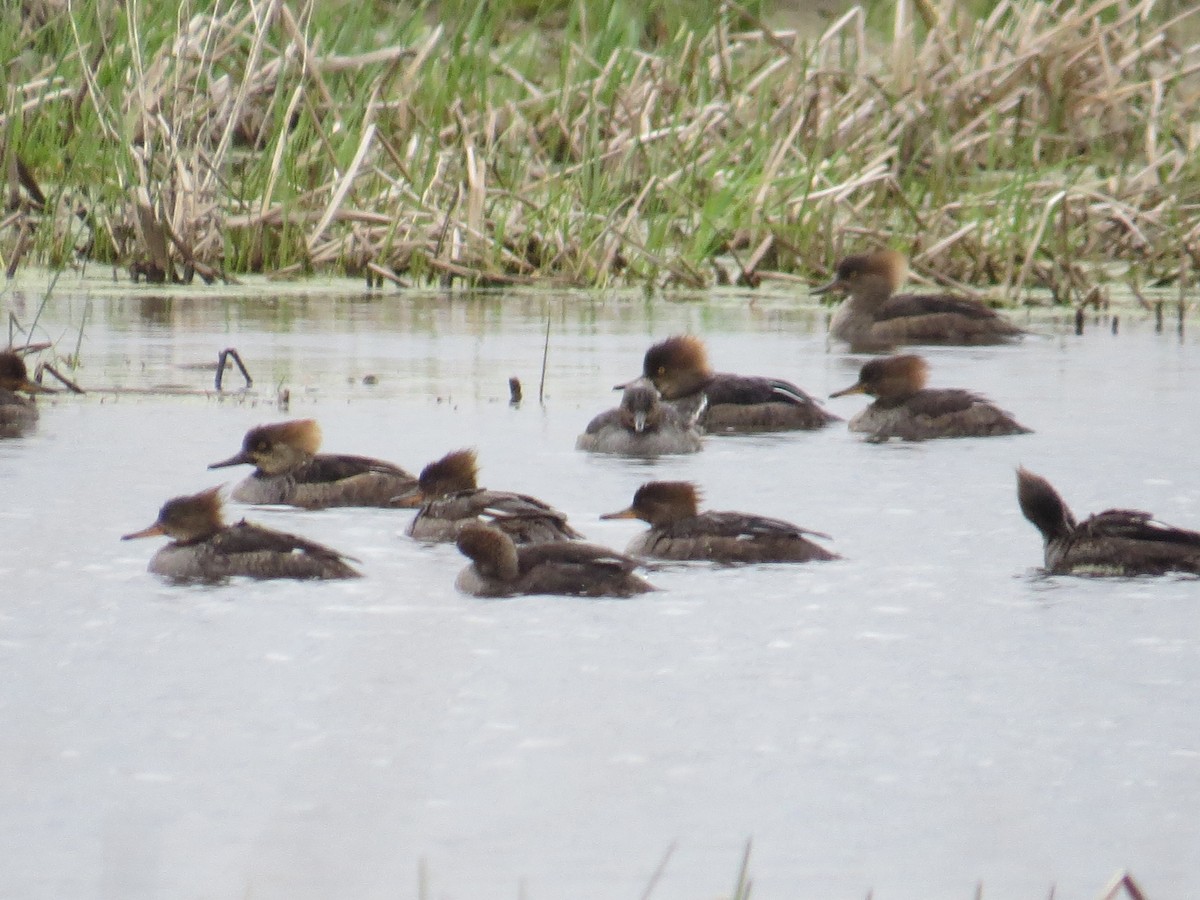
(813, 250, 1024, 351)
(1017, 468, 1200, 577)
(830, 354, 1030, 441)
(601, 481, 838, 563)
(577, 378, 703, 456)
(398, 449, 582, 545)
(209, 418, 417, 508)
(628, 335, 838, 434)
(122, 487, 360, 581)
(0, 350, 53, 438)
(454, 522, 654, 598)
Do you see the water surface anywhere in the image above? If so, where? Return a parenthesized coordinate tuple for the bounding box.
(2, 281, 1199, 899)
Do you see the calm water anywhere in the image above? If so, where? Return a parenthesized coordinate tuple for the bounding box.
(2, 281, 1199, 899)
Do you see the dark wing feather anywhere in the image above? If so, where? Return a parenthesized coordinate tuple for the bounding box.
(900, 388, 984, 417)
(877, 293, 1003, 322)
(297, 454, 414, 484)
(662, 511, 830, 541)
(1079, 509, 1200, 547)
(213, 521, 357, 563)
(706, 373, 821, 408)
(517, 541, 642, 575)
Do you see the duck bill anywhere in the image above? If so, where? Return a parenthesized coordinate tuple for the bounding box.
(18, 377, 54, 394)
(830, 381, 867, 399)
(208, 450, 252, 469)
(390, 490, 425, 509)
(600, 507, 640, 521)
(810, 277, 843, 296)
(632, 411, 647, 433)
(122, 522, 166, 541)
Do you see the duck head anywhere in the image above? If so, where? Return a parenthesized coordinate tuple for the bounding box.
(831, 354, 928, 402)
(394, 448, 479, 507)
(123, 486, 225, 545)
(1016, 467, 1077, 543)
(0, 351, 54, 395)
(602, 480, 701, 527)
(456, 521, 520, 580)
(209, 419, 323, 475)
(812, 250, 908, 303)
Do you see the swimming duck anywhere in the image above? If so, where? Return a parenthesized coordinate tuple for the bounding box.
(1017, 468, 1200, 577)
(0, 350, 53, 438)
(454, 522, 654, 598)
(626, 335, 838, 433)
(209, 418, 417, 508)
(601, 481, 838, 563)
(122, 486, 360, 581)
(830, 354, 1031, 441)
(398, 448, 583, 544)
(577, 377, 703, 456)
(812, 250, 1024, 350)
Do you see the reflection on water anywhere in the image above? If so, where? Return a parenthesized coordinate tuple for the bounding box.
(3, 282, 1200, 900)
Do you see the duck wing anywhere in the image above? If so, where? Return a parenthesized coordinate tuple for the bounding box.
(1079, 509, 1200, 546)
(877, 292, 1003, 322)
(664, 511, 831, 541)
(706, 373, 824, 408)
(296, 454, 415, 483)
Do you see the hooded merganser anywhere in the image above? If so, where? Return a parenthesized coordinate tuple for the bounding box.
(209, 419, 417, 508)
(813, 250, 1024, 350)
(398, 448, 583, 544)
(0, 350, 53, 438)
(1017, 468, 1200, 576)
(830, 354, 1031, 441)
(577, 377, 703, 456)
(454, 522, 654, 598)
(122, 486, 360, 581)
(601, 480, 838, 563)
(626, 335, 838, 433)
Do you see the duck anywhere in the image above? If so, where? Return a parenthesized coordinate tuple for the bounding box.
(397, 448, 583, 544)
(0, 350, 53, 438)
(576, 377, 703, 456)
(208, 418, 417, 508)
(830, 354, 1031, 441)
(454, 522, 654, 598)
(624, 335, 838, 433)
(122, 486, 360, 581)
(1016, 468, 1200, 577)
(812, 250, 1024, 350)
(601, 481, 838, 563)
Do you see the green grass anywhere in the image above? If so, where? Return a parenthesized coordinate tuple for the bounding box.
(3, 0, 1200, 300)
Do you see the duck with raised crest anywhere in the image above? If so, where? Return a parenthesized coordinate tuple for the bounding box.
(813, 250, 1024, 350)
(830, 354, 1030, 442)
(622, 335, 838, 433)
(209, 418, 417, 508)
(398, 448, 582, 545)
(122, 487, 360, 581)
(577, 377, 703, 456)
(1016, 468, 1200, 576)
(454, 522, 654, 598)
(0, 350, 54, 438)
(601, 481, 838, 563)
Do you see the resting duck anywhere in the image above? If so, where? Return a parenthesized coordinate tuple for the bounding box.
(576, 377, 703, 456)
(625, 335, 838, 433)
(830, 354, 1030, 441)
(601, 480, 838, 563)
(1017, 468, 1200, 577)
(122, 487, 360, 581)
(209, 418, 417, 508)
(0, 350, 53, 438)
(454, 522, 654, 597)
(813, 250, 1024, 350)
(398, 448, 582, 544)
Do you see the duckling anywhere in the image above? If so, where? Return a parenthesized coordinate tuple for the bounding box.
(577, 377, 703, 456)
(813, 250, 1024, 351)
(398, 448, 582, 545)
(122, 487, 360, 581)
(209, 418, 417, 508)
(830, 354, 1030, 441)
(1017, 468, 1200, 577)
(625, 335, 838, 433)
(454, 522, 654, 598)
(0, 350, 53, 438)
(601, 481, 838, 563)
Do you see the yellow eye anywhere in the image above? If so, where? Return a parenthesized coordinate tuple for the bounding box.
(657, 366, 666, 376)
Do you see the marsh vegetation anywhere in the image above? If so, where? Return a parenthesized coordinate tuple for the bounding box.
(3, 0, 1199, 302)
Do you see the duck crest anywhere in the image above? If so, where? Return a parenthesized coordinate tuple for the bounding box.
(643, 335, 711, 378)
(251, 418, 322, 455)
(419, 448, 479, 496)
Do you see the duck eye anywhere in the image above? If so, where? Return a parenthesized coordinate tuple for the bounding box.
(656, 366, 666, 376)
